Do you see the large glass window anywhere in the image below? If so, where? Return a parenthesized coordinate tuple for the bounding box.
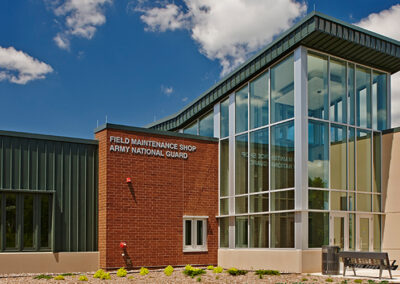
(219, 217, 229, 248)
(331, 191, 347, 211)
(372, 71, 387, 130)
(5, 194, 17, 249)
(236, 86, 248, 133)
(330, 59, 347, 123)
(308, 120, 329, 188)
(309, 190, 329, 210)
(348, 128, 356, 191)
(250, 129, 268, 193)
(235, 216, 248, 248)
(348, 64, 355, 125)
(250, 193, 269, 213)
(220, 99, 229, 138)
(271, 190, 294, 211)
(199, 111, 214, 137)
(356, 66, 371, 128)
(220, 139, 229, 197)
(330, 125, 347, 190)
(183, 217, 207, 251)
(357, 130, 372, 192)
(271, 213, 294, 248)
(235, 134, 248, 195)
(357, 193, 371, 212)
(40, 195, 51, 248)
(271, 55, 294, 123)
(23, 194, 34, 249)
(220, 198, 229, 215)
(373, 132, 381, 193)
(308, 52, 328, 119)
(250, 71, 269, 129)
(308, 212, 329, 248)
(250, 215, 269, 248)
(183, 121, 197, 135)
(235, 196, 248, 214)
(271, 121, 294, 189)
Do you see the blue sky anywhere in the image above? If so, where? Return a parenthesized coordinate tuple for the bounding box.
(1, 0, 400, 139)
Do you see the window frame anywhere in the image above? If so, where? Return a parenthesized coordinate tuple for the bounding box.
(182, 216, 208, 252)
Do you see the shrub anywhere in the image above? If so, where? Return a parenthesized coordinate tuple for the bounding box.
(213, 266, 223, 273)
(326, 278, 334, 282)
(196, 277, 202, 282)
(255, 270, 280, 276)
(341, 280, 348, 284)
(302, 278, 308, 281)
(60, 273, 74, 276)
(215, 275, 219, 280)
(54, 275, 65, 280)
(33, 274, 52, 280)
(78, 275, 88, 281)
(100, 272, 111, 280)
(226, 268, 247, 276)
(379, 281, 389, 284)
(140, 267, 149, 276)
(164, 265, 174, 276)
(183, 265, 206, 278)
(368, 281, 376, 284)
(206, 265, 214, 270)
(354, 280, 363, 284)
(117, 268, 127, 277)
(94, 269, 105, 278)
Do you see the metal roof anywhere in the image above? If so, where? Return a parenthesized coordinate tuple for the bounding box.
(147, 11, 400, 131)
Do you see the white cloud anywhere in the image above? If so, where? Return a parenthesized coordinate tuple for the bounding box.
(53, 0, 112, 50)
(355, 4, 400, 128)
(134, 0, 307, 76)
(161, 85, 174, 96)
(0, 46, 53, 85)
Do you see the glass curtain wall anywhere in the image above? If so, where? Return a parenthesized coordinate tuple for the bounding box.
(307, 50, 386, 249)
(220, 54, 295, 249)
(183, 111, 215, 137)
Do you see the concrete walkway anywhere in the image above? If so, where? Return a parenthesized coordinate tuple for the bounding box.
(312, 268, 400, 283)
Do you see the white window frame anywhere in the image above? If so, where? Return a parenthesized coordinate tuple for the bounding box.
(183, 216, 208, 252)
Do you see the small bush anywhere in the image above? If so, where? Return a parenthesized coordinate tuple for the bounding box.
(354, 280, 363, 284)
(117, 268, 127, 277)
(54, 275, 65, 280)
(94, 269, 105, 278)
(164, 265, 174, 276)
(368, 281, 376, 284)
(78, 275, 88, 281)
(60, 273, 74, 276)
(100, 272, 111, 280)
(302, 277, 308, 281)
(226, 268, 247, 276)
(213, 266, 223, 273)
(33, 274, 52, 280)
(196, 277, 202, 282)
(341, 280, 348, 284)
(326, 278, 334, 282)
(255, 269, 280, 276)
(206, 265, 214, 270)
(140, 267, 149, 276)
(379, 281, 389, 284)
(215, 275, 219, 280)
(183, 265, 205, 278)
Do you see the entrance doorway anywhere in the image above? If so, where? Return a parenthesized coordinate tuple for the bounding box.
(329, 213, 348, 250)
(356, 214, 373, 251)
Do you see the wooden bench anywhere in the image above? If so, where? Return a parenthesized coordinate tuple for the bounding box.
(338, 251, 398, 279)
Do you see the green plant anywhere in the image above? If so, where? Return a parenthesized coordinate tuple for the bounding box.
(128, 275, 134, 279)
(215, 275, 219, 280)
(354, 280, 363, 284)
(379, 281, 389, 284)
(206, 265, 214, 270)
(78, 275, 88, 281)
(60, 273, 74, 276)
(326, 278, 334, 282)
(255, 269, 280, 276)
(196, 277, 202, 282)
(341, 280, 348, 284)
(226, 267, 247, 276)
(164, 265, 174, 276)
(33, 274, 52, 280)
(100, 272, 111, 280)
(54, 275, 65, 280)
(302, 277, 308, 281)
(368, 281, 376, 284)
(94, 269, 105, 278)
(213, 266, 223, 273)
(183, 265, 205, 278)
(117, 267, 127, 277)
(140, 267, 149, 276)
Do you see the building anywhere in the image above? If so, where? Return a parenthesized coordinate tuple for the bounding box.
(0, 11, 400, 274)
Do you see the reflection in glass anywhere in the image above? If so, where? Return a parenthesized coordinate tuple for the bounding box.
(185, 220, 192, 246)
(250, 215, 269, 248)
(220, 99, 229, 138)
(235, 217, 248, 248)
(183, 121, 197, 135)
(330, 125, 347, 190)
(219, 218, 229, 248)
(373, 132, 381, 193)
(236, 85, 248, 133)
(220, 139, 229, 197)
(235, 134, 248, 195)
(333, 216, 345, 249)
(271, 121, 294, 189)
(6, 194, 17, 249)
(250, 193, 269, 213)
(271, 190, 294, 211)
(309, 190, 329, 210)
(349, 128, 356, 191)
(196, 220, 203, 245)
(372, 71, 387, 130)
(250, 129, 268, 193)
(374, 215, 381, 251)
(235, 196, 248, 214)
(348, 64, 355, 125)
(271, 55, 294, 122)
(271, 213, 294, 248)
(24, 194, 34, 248)
(357, 130, 372, 192)
(357, 193, 371, 212)
(359, 217, 370, 251)
(308, 120, 329, 188)
(250, 71, 269, 129)
(308, 212, 329, 248)
(220, 198, 229, 215)
(41, 195, 51, 248)
(199, 111, 214, 137)
(330, 59, 347, 123)
(356, 66, 371, 128)
(331, 191, 347, 211)
(308, 52, 328, 119)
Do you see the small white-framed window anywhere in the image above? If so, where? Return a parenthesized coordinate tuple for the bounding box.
(183, 216, 208, 252)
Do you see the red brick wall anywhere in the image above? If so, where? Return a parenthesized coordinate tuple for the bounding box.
(95, 127, 218, 269)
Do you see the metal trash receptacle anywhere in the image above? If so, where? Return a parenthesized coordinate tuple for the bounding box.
(322, 245, 340, 275)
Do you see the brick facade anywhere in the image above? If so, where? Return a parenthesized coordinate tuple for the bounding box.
(95, 125, 218, 269)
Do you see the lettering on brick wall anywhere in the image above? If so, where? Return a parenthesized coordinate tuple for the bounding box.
(108, 136, 197, 159)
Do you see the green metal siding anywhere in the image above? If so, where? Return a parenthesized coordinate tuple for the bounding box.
(0, 133, 98, 252)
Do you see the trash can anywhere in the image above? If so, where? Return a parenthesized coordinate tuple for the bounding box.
(322, 245, 340, 275)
